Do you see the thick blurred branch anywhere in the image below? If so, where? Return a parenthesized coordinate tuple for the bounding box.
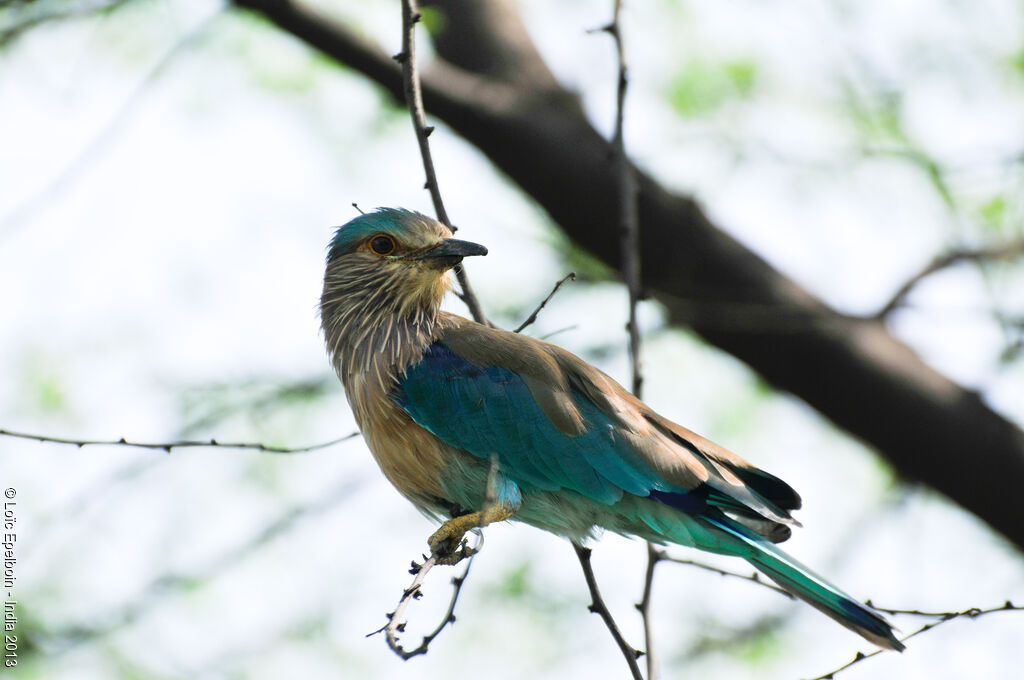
(229, 0, 1024, 551)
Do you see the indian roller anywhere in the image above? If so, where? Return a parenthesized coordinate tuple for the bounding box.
(320, 207, 903, 651)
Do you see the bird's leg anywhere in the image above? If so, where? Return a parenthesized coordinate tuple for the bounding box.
(428, 505, 516, 565)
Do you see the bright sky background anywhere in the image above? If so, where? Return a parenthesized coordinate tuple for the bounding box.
(1, 0, 1023, 678)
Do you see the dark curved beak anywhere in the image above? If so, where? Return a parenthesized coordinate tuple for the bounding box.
(412, 238, 488, 269)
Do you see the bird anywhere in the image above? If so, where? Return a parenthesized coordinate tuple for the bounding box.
(319, 207, 904, 652)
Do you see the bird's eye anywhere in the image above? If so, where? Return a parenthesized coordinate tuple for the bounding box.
(369, 234, 395, 256)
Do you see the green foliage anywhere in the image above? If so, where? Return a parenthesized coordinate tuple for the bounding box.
(980, 195, 1008, 225)
(667, 59, 759, 117)
(542, 227, 615, 283)
(229, 13, 329, 95)
(1011, 48, 1024, 78)
(1, 602, 40, 677)
(16, 353, 67, 415)
(419, 6, 447, 36)
(978, 194, 1011, 236)
(736, 627, 784, 665)
(33, 376, 65, 413)
(178, 376, 332, 437)
(481, 560, 582, 616)
(494, 561, 531, 599)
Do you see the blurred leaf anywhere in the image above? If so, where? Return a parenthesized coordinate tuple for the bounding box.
(668, 59, 758, 117)
(420, 6, 447, 36)
(723, 60, 757, 96)
(494, 562, 531, 600)
(34, 376, 65, 413)
(541, 225, 616, 282)
(178, 376, 332, 436)
(1011, 48, 1024, 78)
(979, 195, 1008, 233)
(737, 627, 783, 665)
(846, 88, 905, 144)
(16, 352, 68, 415)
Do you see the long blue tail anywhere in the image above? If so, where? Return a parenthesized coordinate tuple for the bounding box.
(708, 516, 905, 651)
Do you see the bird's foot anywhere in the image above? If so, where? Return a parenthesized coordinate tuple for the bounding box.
(427, 505, 515, 565)
(428, 517, 480, 565)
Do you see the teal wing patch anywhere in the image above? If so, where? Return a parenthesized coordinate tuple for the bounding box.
(393, 342, 689, 505)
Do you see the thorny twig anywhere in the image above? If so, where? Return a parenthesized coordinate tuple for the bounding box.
(636, 542, 661, 679)
(0, 427, 359, 454)
(573, 542, 645, 680)
(597, 2, 657, 677)
(372, 457, 501, 659)
(395, 0, 488, 326)
(604, 0, 644, 395)
(368, 535, 481, 660)
(367, 0, 500, 662)
(513, 272, 577, 333)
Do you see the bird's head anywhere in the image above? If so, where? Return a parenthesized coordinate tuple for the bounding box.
(320, 208, 487, 370)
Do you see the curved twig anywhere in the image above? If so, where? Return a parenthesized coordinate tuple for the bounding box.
(369, 534, 480, 660)
(370, 456, 500, 659)
(876, 238, 1024, 318)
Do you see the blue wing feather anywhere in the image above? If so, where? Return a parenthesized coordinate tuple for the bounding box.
(394, 342, 693, 506)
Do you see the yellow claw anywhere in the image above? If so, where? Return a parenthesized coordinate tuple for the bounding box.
(428, 505, 516, 565)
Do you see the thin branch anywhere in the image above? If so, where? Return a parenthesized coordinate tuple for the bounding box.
(0, 427, 359, 454)
(408, 553, 476, 655)
(371, 456, 500, 659)
(513, 272, 576, 333)
(806, 601, 1023, 680)
(396, 0, 488, 326)
(599, 3, 655, 677)
(876, 238, 1024, 318)
(233, 0, 1024, 553)
(660, 553, 793, 600)
(572, 542, 644, 680)
(636, 542, 661, 679)
(867, 600, 1024, 618)
(368, 534, 480, 660)
(604, 1, 643, 398)
(659, 552, 1024, 673)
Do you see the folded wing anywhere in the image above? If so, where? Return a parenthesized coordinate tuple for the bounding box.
(393, 319, 800, 540)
